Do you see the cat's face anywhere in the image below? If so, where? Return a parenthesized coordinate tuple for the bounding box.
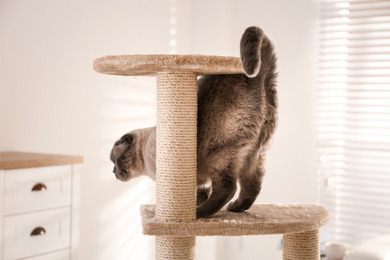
(110, 132, 143, 181)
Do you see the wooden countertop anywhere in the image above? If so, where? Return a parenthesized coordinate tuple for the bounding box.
(0, 151, 83, 170)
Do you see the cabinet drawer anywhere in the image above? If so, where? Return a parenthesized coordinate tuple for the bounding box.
(3, 208, 70, 260)
(4, 165, 71, 215)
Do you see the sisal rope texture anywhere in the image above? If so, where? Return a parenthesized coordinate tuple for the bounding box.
(155, 71, 197, 260)
(283, 229, 320, 260)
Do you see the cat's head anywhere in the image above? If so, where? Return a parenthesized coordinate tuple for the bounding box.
(110, 127, 156, 181)
(110, 132, 141, 181)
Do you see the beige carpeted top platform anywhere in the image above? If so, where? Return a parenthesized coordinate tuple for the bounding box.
(93, 54, 244, 76)
(141, 204, 329, 237)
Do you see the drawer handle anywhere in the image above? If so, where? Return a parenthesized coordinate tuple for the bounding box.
(31, 182, 47, 192)
(30, 226, 46, 236)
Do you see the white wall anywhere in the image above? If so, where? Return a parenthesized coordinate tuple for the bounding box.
(0, 0, 318, 259)
(0, 1, 172, 259)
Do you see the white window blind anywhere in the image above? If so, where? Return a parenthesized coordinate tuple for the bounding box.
(318, 0, 390, 246)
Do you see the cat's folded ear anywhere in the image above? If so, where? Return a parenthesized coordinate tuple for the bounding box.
(240, 26, 264, 78)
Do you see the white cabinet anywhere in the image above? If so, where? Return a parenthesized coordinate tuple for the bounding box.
(0, 152, 83, 260)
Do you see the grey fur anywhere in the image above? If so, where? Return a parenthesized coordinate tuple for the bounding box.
(110, 26, 278, 218)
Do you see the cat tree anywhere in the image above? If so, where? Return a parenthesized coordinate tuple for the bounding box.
(94, 54, 329, 260)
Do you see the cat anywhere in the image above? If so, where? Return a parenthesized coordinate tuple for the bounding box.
(110, 26, 278, 218)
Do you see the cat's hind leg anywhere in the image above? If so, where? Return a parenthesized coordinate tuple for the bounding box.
(196, 168, 237, 218)
(196, 186, 211, 206)
(227, 157, 264, 213)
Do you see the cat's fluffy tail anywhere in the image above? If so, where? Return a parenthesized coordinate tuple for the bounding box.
(240, 26, 265, 78)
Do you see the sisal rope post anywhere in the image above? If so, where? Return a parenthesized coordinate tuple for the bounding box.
(155, 71, 198, 260)
(283, 229, 320, 260)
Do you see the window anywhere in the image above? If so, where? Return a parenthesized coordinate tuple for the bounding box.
(318, 0, 390, 245)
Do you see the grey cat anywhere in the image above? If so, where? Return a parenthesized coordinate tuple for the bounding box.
(110, 26, 278, 218)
